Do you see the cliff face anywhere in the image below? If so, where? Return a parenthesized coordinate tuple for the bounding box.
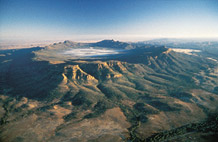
(64, 65, 97, 84)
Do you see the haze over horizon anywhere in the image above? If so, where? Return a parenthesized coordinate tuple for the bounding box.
(0, 0, 218, 42)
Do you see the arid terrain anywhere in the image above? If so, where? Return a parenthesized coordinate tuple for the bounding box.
(0, 40, 218, 142)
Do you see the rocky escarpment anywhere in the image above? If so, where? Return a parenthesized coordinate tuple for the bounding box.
(63, 65, 98, 84)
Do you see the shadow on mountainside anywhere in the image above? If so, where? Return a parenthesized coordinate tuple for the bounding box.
(0, 47, 64, 100)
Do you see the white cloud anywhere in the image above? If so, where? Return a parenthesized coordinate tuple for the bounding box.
(63, 47, 121, 57)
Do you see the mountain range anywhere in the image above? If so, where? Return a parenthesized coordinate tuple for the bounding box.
(0, 40, 218, 142)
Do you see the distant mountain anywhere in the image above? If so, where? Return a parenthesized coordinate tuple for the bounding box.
(91, 39, 135, 49)
(0, 40, 218, 142)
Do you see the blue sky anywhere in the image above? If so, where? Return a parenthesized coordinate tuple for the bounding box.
(0, 0, 218, 41)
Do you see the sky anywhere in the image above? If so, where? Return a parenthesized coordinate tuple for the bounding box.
(0, 0, 218, 41)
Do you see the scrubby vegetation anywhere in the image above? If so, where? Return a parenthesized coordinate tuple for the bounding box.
(146, 114, 218, 142)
